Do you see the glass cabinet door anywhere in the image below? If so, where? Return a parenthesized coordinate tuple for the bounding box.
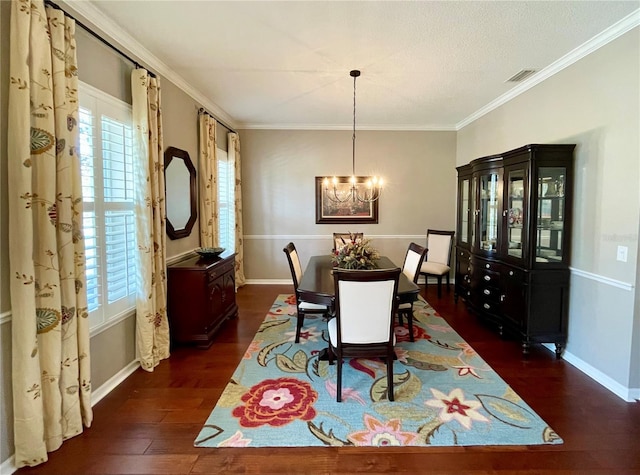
(505, 167, 526, 261)
(458, 177, 471, 246)
(477, 171, 500, 255)
(536, 167, 566, 263)
(471, 176, 477, 249)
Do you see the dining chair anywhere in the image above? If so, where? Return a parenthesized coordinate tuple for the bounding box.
(419, 229, 455, 298)
(332, 232, 364, 252)
(328, 267, 401, 402)
(397, 242, 427, 342)
(283, 242, 332, 343)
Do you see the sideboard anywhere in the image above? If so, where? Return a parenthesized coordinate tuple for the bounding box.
(167, 251, 238, 348)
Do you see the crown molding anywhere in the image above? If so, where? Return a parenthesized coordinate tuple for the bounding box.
(240, 123, 457, 131)
(63, 0, 238, 130)
(456, 9, 640, 130)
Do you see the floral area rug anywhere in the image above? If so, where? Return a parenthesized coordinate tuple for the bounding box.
(194, 294, 561, 448)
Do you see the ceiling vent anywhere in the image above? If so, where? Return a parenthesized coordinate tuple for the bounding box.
(506, 69, 537, 82)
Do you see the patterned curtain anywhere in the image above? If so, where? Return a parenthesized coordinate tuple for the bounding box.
(8, 2, 92, 467)
(131, 69, 170, 371)
(198, 112, 219, 247)
(228, 132, 246, 287)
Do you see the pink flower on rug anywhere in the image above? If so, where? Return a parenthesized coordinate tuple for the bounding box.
(243, 340, 262, 359)
(217, 430, 251, 447)
(394, 347, 409, 363)
(284, 326, 321, 343)
(453, 365, 481, 378)
(284, 295, 297, 305)
(232, 377, 317, 427)
(425, 388, 489, 430)
(268, 305, 296, 317)
(348, 414, 417, 446)
(427, 323, 454, 333)
(394, 323, 430, 343)
(325, 380, 366, 405)
(456, 342, 476, 357)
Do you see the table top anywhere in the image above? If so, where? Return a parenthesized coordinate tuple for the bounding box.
(297, 255, 420, 307)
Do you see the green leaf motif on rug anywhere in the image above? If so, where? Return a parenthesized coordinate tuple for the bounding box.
(217, 380, 249, 408)
(257, 318, 290, 333)
(257, 340, 288, 367)
(417, 417, 445, 444)
(307, 421, 354, 447)
(370, 370, 420, 402)
(375, 401, 435, 421)
(476, 394, 536, 429)
(406, 350, 461, 369)
(275, 350, 308, 374)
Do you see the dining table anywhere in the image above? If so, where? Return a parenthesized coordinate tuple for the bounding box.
(297, 255, 420, 313)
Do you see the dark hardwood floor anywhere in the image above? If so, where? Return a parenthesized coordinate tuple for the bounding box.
(16, 284, 640, 475)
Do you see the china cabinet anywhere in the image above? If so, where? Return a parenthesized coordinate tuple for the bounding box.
(455, 144, 575, 357)
(167, 251, 238, 348)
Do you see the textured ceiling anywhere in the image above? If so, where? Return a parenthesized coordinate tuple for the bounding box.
(77, 1, 638, 130)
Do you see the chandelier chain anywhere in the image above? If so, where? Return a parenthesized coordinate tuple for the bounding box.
(352, 72, 356, 175)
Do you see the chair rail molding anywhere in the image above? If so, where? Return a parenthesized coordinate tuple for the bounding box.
(569, 267, 634, 291)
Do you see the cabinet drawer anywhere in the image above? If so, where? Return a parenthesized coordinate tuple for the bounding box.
(479, 285, 501, 303)
(207, 261, 234, 282)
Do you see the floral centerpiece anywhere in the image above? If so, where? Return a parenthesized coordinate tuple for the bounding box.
(332, 234, 380, 270)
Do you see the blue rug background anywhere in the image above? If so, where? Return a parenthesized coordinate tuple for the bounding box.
(195, 295, 561, 448)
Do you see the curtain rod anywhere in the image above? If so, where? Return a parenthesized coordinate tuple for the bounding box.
(44, 0, 156, 78)
(198, 108, 238, 135)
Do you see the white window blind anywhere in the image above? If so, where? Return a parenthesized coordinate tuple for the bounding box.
(217, 147, 235, 252)
(79, 83, 136, 332)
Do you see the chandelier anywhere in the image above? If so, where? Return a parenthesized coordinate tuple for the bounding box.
(323, 70, 383, 203)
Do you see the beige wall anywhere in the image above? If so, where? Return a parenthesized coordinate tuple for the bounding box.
(240, 129, 457, 279)
(457, 28, 640, 390)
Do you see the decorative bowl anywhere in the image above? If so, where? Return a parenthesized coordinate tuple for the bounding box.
(196, 247, 225, 259)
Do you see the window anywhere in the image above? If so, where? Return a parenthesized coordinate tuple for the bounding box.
(217, 147, 235, 252)
(79, 82, 137, 332)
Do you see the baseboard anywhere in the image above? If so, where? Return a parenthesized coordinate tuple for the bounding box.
(245, 279, 292, 285)
(542, 344, 638, 402)
(1, 455, 17, 475)
(91, 359, 141, 406)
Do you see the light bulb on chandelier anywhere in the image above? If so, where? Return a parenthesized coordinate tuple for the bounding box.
(323, 70, 383, 203)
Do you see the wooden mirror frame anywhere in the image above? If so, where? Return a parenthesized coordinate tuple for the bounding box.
(164, 146, 197, 240)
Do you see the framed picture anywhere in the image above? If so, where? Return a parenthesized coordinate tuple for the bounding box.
(315, 176, 379, 224)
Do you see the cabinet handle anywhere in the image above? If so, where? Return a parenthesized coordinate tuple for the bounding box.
(485, 263, 490, 269)
(503, 210, 508, 217)
(500, 295, 505, 302)
(483, 289, 490, 295)
(484, 275, 491, 281)
(483, 303, 491, 310)
(509, 270, 514, 276)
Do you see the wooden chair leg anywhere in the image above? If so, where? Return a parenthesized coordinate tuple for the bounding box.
(337, 355, 343, 402)
(446, 272, 450, 291)
(295, 311, 305, 343)
(387, 350, 394, 401)
(437, 276, 442, 298)
(403, 308, 415, 342)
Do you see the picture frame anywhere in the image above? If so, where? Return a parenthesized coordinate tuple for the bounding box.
(315, 176, 379, 224)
